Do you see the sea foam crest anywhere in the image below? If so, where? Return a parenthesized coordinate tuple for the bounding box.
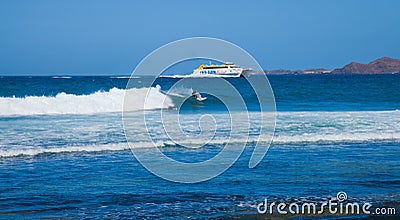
(160, 73, 241, 78)
(1, 133, 399, 158)
(0, 86, 173, 116)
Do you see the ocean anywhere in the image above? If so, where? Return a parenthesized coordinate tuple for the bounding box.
(0, 74, 399, 218)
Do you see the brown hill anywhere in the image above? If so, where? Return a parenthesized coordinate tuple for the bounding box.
(331, 57, 400, 74)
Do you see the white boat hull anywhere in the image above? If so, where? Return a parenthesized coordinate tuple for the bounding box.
(192, 68, 251, 77)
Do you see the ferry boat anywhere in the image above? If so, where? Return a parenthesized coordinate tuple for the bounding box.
(192, 62, 252, 77)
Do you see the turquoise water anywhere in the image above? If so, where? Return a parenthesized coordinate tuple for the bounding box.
(0, 74, 399, 218)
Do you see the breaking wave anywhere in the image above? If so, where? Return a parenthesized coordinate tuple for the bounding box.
(52, 76, 72, 79)
(0, 86, 173, 116)
(1, 134, 399, 158)
(109, 76, 140, 79)
(160, 73, 241, 78)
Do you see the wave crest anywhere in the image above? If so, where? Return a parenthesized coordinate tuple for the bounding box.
(0, 86, 173, 116)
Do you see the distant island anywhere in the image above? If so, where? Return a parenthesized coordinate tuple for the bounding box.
(264, 57, 400, 74)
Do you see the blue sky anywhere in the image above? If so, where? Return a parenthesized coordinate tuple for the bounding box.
(1, 0, 399, 75)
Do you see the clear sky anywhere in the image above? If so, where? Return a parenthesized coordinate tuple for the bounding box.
(1, 0, 399, 75)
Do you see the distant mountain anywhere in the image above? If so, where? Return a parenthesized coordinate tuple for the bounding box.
(262, 57, 400, 74)
(331, 57, 400, 74)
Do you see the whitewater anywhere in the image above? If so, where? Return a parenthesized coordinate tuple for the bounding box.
(0, 86, 173, 116)
(1, 110, 399, 158)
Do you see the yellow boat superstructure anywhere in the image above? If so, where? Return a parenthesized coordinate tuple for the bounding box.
(193, 62, 249, 77)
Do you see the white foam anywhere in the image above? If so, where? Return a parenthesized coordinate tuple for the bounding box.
(273, 133, 400, 144)
(109, 76, 140, 79)
(2, 133, 399, 158)
(52, 76, 72, 79)
(0, 143, 129, 157)
(0, 86, 173, 116)
(1, 110, 399, 158)
(160, 73, 241, 78)
(0, 141, 173, 157)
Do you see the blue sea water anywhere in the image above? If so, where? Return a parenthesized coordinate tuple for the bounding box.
(0, 74, 399, 218)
